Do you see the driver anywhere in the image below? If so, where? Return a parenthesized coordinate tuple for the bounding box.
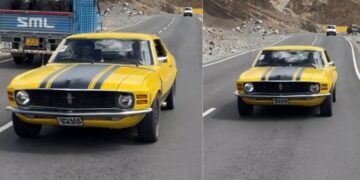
(74, 40, 96, 61)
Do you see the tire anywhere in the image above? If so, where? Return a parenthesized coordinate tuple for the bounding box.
(237, 97, 253, 116)
(13, 56, 24, 65)
(25, 54, 34, 64)
(137, 94, 161, 143)
(163, 82, 175, 110)
(12, 113, 41, 138)
(320, 94, 333, 117)
(42, 55, 51, 65)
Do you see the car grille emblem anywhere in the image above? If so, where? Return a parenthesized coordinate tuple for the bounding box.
(66, 93, 75, 104)
(278, 83, 283, 91)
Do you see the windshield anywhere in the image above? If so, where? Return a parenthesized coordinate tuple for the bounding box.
(327, 25, 336, 29)
(53, 39, 154, 65)
(255, 50, 325, 68)
(185, 7, 192, 10)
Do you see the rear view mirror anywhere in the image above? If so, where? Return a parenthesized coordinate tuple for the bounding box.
(159, 56, 168, 63)
(329, 61, 335, 67)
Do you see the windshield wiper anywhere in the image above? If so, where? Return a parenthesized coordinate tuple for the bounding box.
(53, 59, 95, 64)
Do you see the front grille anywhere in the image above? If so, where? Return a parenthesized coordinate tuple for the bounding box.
(24, 90, 119, 109)
(252, 82, 315, 94)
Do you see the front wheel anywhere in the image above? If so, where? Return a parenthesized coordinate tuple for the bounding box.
(137, 94, 161, 143)
(163, 82, 176, 110)
(12, 113, 42, 138)
(237, 97, 253, 116)
(320, 94, 333, 117)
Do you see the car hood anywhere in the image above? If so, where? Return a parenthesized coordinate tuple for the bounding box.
(9, 64, 155, 91)
(240, 67, 327, 82)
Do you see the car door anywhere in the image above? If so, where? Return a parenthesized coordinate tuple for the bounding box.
(153, 39, 173, 97)
(323, 50, 337, 87)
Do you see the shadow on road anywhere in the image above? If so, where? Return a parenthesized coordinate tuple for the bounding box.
(210, 100, 321, 121)
(0, 127, 153, 154)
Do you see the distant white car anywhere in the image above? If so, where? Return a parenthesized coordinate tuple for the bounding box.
(326, 25, 337, 36)
(183, 7, 193, 17)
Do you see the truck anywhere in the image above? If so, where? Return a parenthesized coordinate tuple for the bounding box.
(0, 0, 102, 65)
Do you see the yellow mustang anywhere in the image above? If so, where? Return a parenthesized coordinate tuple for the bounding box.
(6, 32, 177, 142)
(236, 46, 337, 117)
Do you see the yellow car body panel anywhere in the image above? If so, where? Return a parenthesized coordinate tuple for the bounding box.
(237, 45, 338, 107)
(7, 32, 177, 129)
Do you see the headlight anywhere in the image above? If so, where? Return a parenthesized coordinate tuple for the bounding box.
(117, 93, 134, 109)
(309, 84, 320, 93)
(244, 83, 254, 93)
(15, 90, 30, 106)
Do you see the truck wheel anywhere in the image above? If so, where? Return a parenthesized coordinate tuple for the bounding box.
(163, 82, 176, 110)
(137, 94, 160, 143)
(237, 97, 253, 116)
(320, 95, 332, 117)
(13, 56, 24, 65)
(12, 113, 41, 138)
(25, 54, 34, 64)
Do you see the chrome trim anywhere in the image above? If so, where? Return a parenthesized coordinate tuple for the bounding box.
(6, 106, 152, 117)
(235, 91, 330, 98)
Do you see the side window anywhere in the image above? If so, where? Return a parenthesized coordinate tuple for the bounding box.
(324, 50, 331, 63)
(154, 39, 167, 57)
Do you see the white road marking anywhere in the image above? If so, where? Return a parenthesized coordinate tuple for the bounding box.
(203, 108, 216, 117)
(311, 36, 318, 45)
(0, 58, 12, 63)
(203, 36, 291, 68)
(111, 16, 155, 31)
(345, 37, 360, 80)
(157, 16, 176, 34)
(0, 121, 12, 133)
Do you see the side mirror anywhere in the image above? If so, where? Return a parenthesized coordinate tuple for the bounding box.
(329, 61, 335, 67)
(158, 56, 168, 64)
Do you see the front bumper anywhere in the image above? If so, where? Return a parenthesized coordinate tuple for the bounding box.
(6, 106, 152, 117)
(235, 91, 330, 106)
(7, 106, 153, 129)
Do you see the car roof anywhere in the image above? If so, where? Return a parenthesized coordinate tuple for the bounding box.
(67, 32, 159, 40)
(263, 45, 325, 51)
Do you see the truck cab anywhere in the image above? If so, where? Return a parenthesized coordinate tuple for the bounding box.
(0, 0, 102, 65)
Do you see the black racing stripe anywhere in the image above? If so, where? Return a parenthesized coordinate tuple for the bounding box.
(268, 67, 299, 80)
(261, 67, 272, 81)
(39, 66, 68, 88)
(296, 68, 305, 81)
(94, 65, 120, 89)
(50, 65, 110, 89)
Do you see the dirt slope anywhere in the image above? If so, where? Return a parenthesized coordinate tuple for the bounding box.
(205, 0, 360, 32)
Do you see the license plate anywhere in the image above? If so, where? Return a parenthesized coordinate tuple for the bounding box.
(25, 38, 39, 46)
(273, 98, 288, 105)
(57, 117, 83, 127)
(1, 42, 12, 49)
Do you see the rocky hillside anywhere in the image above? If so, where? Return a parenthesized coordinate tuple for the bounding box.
(205, 0, 360, 32)
(100, 0, 202, 14)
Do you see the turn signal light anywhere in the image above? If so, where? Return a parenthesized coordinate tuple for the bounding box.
(321, 84, 328, 91)
(136, 100, 148, 105)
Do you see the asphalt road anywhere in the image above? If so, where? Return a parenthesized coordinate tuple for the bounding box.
(0, 14, 202, 180)
(204, 33, 360, 180)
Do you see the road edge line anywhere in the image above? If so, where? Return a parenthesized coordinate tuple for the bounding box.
(111, 16, 155, 32)
(344, 37, 360, 80)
